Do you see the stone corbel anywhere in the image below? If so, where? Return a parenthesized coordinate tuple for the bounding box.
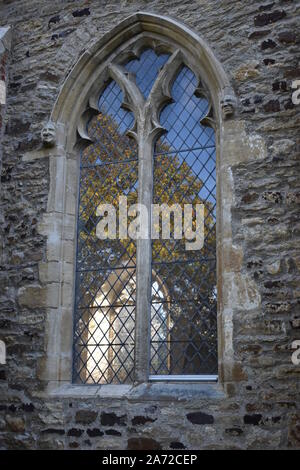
(220, 90, 237, 119)
(41, 120, 57, 147)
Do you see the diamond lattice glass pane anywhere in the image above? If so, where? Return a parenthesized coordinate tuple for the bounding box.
(151, 65, 217, 376)
(125, 49, 170, 98)
(73, 80, 138, 384)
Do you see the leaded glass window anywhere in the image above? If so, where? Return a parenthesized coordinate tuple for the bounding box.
(73, 47, 217, 384)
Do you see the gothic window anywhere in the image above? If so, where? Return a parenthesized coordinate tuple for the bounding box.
(73, 46, 217, 384)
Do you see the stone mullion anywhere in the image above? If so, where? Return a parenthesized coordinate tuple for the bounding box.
(134, 130, 154, 383)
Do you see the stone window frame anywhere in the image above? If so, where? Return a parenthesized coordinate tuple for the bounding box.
(20, 12, 263, 397)
(75, 38, 219, 385)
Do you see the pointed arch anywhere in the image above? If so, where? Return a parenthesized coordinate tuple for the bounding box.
(51, 12, 236, 151)
(37, 12, 240, 391)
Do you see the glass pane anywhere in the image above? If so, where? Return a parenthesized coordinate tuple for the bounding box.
(73, 81, 138, 384)
(125, 49, 170, 98)
(151, 66, 217, 376)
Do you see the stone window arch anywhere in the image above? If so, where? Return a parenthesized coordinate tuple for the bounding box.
(31, 12, 243, 392)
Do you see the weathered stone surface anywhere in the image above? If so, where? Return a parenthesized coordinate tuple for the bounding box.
(186, 412, 214, 425)
(106, 429, 122, 436)
(288, 414, 300, 447)
(86, 428, 104, 437)
(127, 437, 162, 450)
(100, 412, 126, 427)
(254, 10, 286, 27)
(131, 415, 156, 426)
(261, 39, 277, 50)
(75, 410, 97, 425)
(41, 428, 65, 435)
(244, 414, 263, 426)
(234, 61, 260, 81)
(266, 261, 281, 275)
(225, 427, 243, 436)
(278, 31, 296, 44)
(170, 441, 186, 449)
(5, 415, 25, 432)
(67, 428, 84, 437)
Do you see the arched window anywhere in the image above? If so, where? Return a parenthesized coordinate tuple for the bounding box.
(38, 13, 238, 390)
(73, 47, 217, 384)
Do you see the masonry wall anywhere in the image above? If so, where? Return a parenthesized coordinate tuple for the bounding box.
(0, 0, 299, 450)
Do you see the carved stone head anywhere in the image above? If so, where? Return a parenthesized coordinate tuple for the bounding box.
(41, 120, 56, 147)
(220, 94, 237, 118)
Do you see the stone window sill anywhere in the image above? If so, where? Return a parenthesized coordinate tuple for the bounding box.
(42, 381, 225, 401)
